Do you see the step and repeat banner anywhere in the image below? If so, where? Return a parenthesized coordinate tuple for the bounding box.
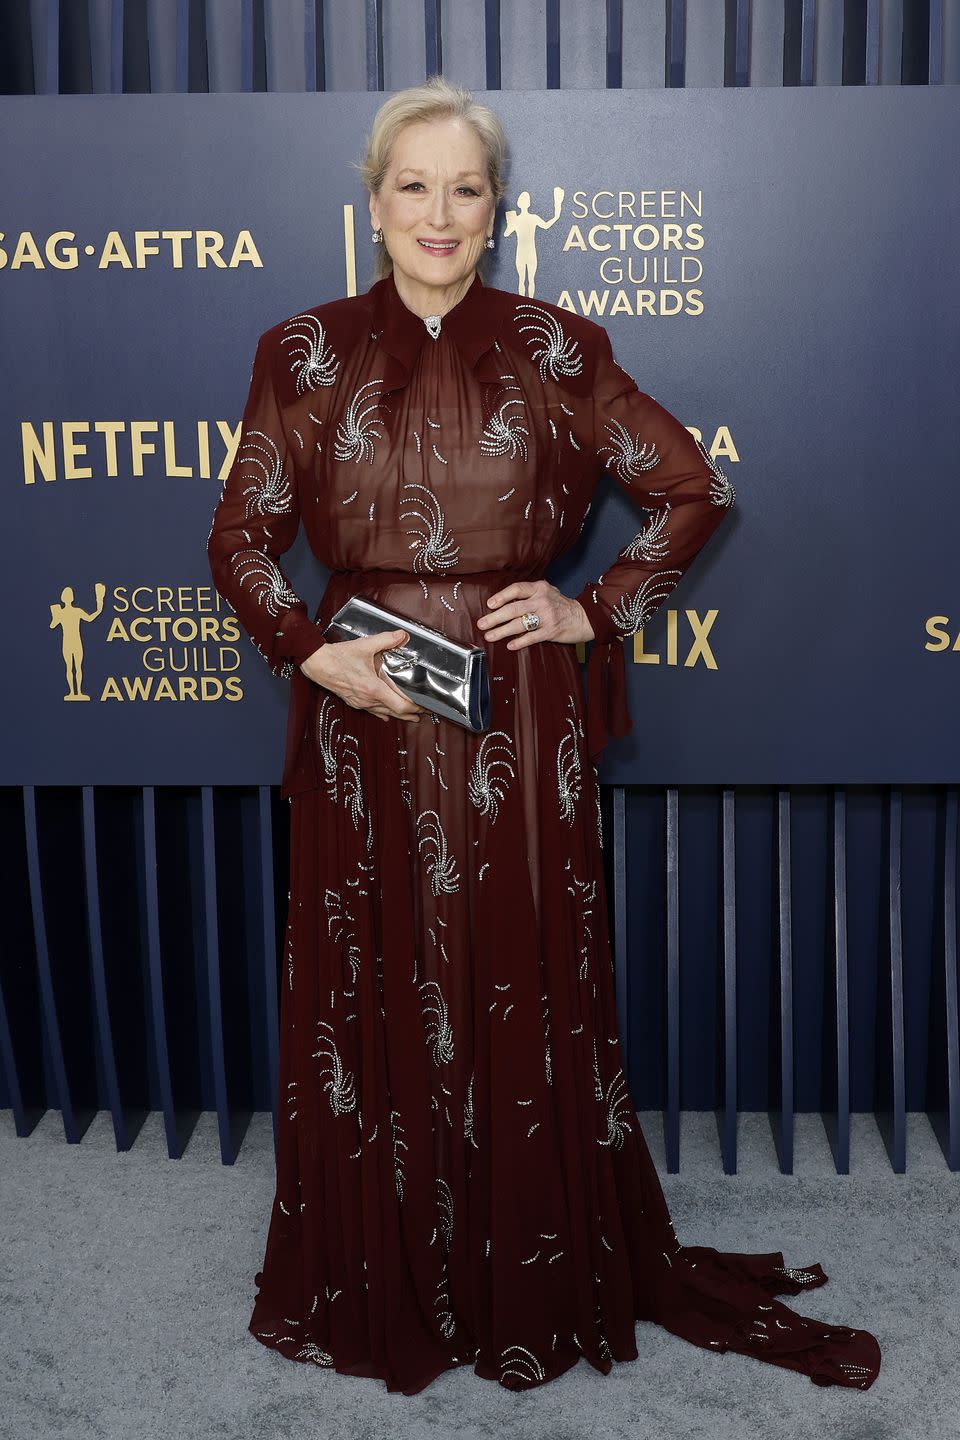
(1, 88, 956, 785)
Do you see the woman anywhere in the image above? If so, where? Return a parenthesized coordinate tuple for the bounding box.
(207, 76, 881, 1395)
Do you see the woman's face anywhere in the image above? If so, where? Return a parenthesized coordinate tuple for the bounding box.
(369, 117, 495, 306)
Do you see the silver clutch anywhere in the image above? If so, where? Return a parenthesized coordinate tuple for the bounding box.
(323, 595, 491, 733)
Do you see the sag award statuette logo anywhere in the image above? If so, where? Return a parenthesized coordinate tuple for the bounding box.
(495, 178, 706, 315)
(47, 581, 244, 703)
(50, 582, 105, 700)
(503, 187, 565, 296)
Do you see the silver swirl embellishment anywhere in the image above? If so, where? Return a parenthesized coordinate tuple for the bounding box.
(694, 436, 737, 507)
(400, 480, 460, 573)
(619, 505, 671, 563)
(281, 312, 340, 394)
(467, 730, 517, 823)
(420, 979, 455, 1064)
(479, 375, 530, 460)
(334, 378, 387, 464)
(595, 1057, 634, 1149)
(416, 807, 460, 893)
(237, 428, 293, 520)
(230, 549, 300, 617)
(556, 712, 582, 823)
(598, 415, 661, 484)
(610, 568, 683, 635)
(515, 302, 584, 382)
(311, 1020, 357, 1115)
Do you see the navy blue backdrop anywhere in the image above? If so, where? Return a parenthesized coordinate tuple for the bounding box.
(3, 86, 957, 786)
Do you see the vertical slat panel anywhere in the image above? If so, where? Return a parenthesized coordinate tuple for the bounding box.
(865, 0, 881, 82)
(717, 788, 737, 1172)
(191, 0, 211, 91)
(664, 787, 680, 1171)
(555, 0, 606, 88)
(828, 787, 851, 1173)
(382, 0, 423, 86)
(750, 0, 786, 86)
(667, 0, 686, 87)
(304, 0, 315, 89)
(241, 0, 255, 91)
(929, 0, 944, 81)
(546, 0, 560, 87)
(144, 0, 178, 92)
(945, 0, 960, 83)
(902, 9, 934, 80)
(141, 787, 180, 1158)
(431, 0, 484, 88)
(880, 0, 905, 84)
(365, 0, 383, 90)
(424, 0, 441, 76)
(265, 0, 306, 90)
(500, 0, 549, 87)
(730, 0, 749, 86)
(86, 0, 110, 92)
(799, 0, 816, 84)
(81, 787, 126, 1147)
(0, 777, 37, 1127)
(685, 2, 725, 87)
(45, 0, 60, 94)
(304, 0, 319, 89)
(175, 0, 189, 91)
(936, 787, 960, 1167)
(27, 0, 45, 94)
(109, 0, 123, 91)
(611, 786, 628, 1077)
(484, 0, 501, 89)
(774, 789, 794, 1173)
(316, 0, 327, 90)
(815, 0, 844, 82)
(0, 950, 26, 1132)
(605, 0, 622, 87)
(879, 787, 906, 1171)
(202, 786, 235, 1162)
(22, 786, 75, 1137)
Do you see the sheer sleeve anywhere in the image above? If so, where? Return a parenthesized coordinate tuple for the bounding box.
(206, 329, 325, 679)
(574, 326, 736, 763)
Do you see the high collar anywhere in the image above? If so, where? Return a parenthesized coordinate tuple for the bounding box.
(366, 268, 500, 385)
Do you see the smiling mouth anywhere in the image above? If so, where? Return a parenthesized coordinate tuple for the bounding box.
(418, 239, 459, 254)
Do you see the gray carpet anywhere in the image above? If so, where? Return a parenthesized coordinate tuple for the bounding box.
(1, 1106, 956, 1440)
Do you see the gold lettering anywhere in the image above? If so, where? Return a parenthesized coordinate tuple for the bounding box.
(135, 231, 161, 268)
(163, 420, 191, 477)
(229, 230, 263, 267)
(62, 423, 92, 480)
(195, 231, 226, 268)
(161, 230, 191, 267)
(99, 231, 134, 268)
(130, 421, 159, 476)
(94, 421, 124, 476)
(924, 617, 952, 651)
(21, 421, 56, 484)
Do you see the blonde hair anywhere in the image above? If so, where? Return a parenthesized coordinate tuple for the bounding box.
(353, 74, 508, 284)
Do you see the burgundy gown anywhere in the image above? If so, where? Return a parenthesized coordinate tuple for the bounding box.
(207, 269, 881, 1394)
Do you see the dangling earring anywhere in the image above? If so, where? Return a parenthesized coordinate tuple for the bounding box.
(372, 228, 383, 244)
(485, 236, 494, 249)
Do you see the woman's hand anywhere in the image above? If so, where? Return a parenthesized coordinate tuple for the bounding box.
(474, 581, 595, 650)
(299, 629, 429, 724)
